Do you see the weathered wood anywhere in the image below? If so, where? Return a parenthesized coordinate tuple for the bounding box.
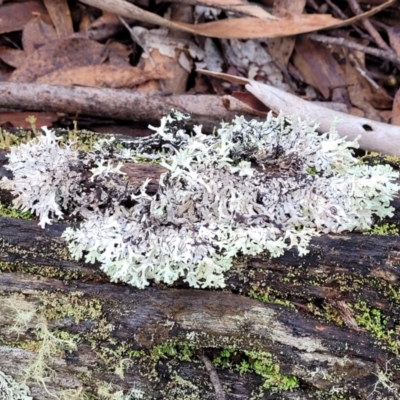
(0, 148, 400, 399)
(0, 271, 398, 399)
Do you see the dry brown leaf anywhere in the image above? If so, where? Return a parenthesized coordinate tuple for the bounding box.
(36, 64, 172, 88)
(176, 15, 347, 39)
(0, 47, 26, 69)
(43, 0, 74, 38)
(221, 93, 269, 116)
(137, 48, 185, 93)
(22, 17, 58, 54)
(379, 110, 392, 123)
(80, 0, 395, 39)
(86, 11, 122, 31)
(197, 0, 277, 20)
(9, 38, 106, 83)
(105, 41, 132, 66)
(79, 7, 94, 31)
(293, 36, 346, 100)
(230, 91, 269, 116)
(392, 87, 400, 125)
(0, 62, 12, 82)
(76, 12, 124, 42)
(348, 107, 365, 117)
(135, 4, 194, 93)
(267, 0, 306, 74)
(0, 1, 47, 34)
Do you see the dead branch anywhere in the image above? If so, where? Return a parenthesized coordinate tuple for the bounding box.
(0, 82, 259, 132)
(307, 33, 400, 67)
(347, 0, 392, 52)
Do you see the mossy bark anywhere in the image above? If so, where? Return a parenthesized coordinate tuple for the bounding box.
(0, 150, 399, 399)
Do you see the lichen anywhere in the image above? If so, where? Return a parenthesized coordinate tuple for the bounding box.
(0, 370, 32, 400)
(1, 111, 399, 288)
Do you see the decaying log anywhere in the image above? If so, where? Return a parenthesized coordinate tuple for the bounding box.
(0, 142, 400, 400)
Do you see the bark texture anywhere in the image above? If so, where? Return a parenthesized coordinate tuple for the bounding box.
(0, 142, 399, 400)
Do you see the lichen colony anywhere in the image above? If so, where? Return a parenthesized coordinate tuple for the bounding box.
(2, 112, 399, 288)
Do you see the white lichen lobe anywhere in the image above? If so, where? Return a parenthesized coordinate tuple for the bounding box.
(2, 112, 399, 288)
(0, 370, 32, 400)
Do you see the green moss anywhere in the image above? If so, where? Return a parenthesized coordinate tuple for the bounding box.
(0, 202, 33, 220)
(305, 301, 344, 326)
(363, 223, 399, 235)
(151, 342, 195, 362)
(0, 129, 26, 149)
(307, 166, 317, 175)
(362, 151, 400, 169)
(213, 347, 299, 392)
(38, 291, 103, 323)
(249, 289, 295, 309)
(353, 301, 398, 355)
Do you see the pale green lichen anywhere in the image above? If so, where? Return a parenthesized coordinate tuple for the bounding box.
(0, 370, 32, 400)
(19, 318, 76, 399)
(1, 112, 399, 289)
(96, 382, 145, 399)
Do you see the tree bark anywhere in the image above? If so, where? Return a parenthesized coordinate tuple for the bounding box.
(0, 146, 399, 399)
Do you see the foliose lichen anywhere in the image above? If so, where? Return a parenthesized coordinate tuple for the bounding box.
(0, 370, 32, 400)
(1, 111, 399, 289)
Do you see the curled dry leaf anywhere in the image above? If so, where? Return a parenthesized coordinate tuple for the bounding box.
(80, 0, 395, 39)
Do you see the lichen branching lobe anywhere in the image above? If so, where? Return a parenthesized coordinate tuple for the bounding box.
(1, 111, 399, 288)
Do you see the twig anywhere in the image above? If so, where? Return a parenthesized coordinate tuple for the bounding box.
(324, 0, 371, 42)
(326, 0, 347, 19)
(197, 351, 226, 400)
(347, 0, 392, 52)
(307, 33, 400, 67)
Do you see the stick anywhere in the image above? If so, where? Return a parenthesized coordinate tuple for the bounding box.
(0, 82, 258, 132)
(197, 351, 226, 400)
(308, 33, 400, 67)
